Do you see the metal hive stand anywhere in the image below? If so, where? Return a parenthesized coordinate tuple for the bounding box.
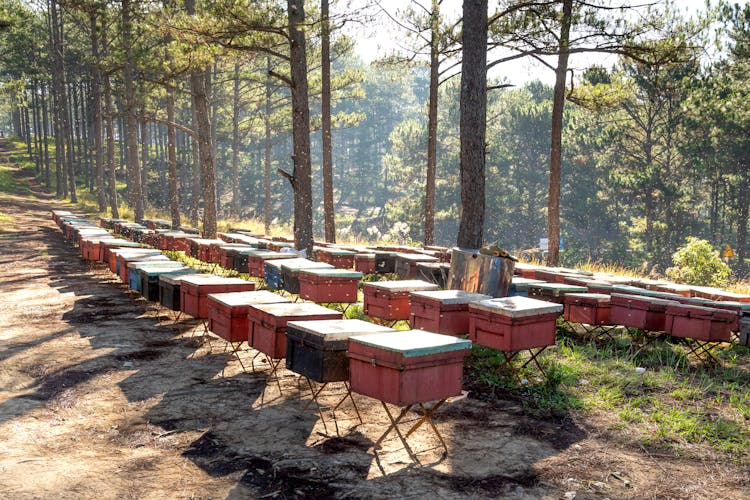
(303, 379, 362, 436)
(373, 398, 449, 464)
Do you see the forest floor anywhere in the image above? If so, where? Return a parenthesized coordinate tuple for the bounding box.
(0, 142, 748, 499)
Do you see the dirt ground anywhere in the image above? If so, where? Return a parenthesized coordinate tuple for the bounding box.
(1, 165, 748, 499)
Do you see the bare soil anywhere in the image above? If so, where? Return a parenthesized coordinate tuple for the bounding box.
(1, 164, 748, 499)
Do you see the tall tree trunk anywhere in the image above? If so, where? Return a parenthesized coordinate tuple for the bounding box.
(166, 83, 181, 228)
(424, 0, 440, 246)
(738, 168, 749, 265)
(190, 107, 201, 226)
(546, 0, 572, 266)
(264, 57, 272, 235)
(104, 70, 119, 217)
(63, 80, 77, 202)
(41, 83, 51, 187)
(186, 0, 217, 237)
(23, 91, 33, 160)
(232, 62, 241, 218)
(90, 9, 106, 210)
(30, 85, 42, 173)
(457, 0, 487, 249)
(49, 0, 66, 198)
(140, 100, 149, 211)
(286, 0, 314, 256)
(72, 82, 85, 188)
(122, 0, 143, 220)
(321, 0, 335, 242)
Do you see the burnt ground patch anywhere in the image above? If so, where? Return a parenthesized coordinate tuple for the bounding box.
(314, 432, 372, 455)
(114, 349, 166, 362)
(183, 431, 338, 498)
(22, 367, 109, 402)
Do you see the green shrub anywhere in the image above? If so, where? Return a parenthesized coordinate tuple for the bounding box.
(665, 237, 731, 287)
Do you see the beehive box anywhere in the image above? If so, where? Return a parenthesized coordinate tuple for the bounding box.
(285, 319, 394, 382)
(110, 248, 163, 275)
(187, 238, 224, 262)
(468, 296, 563, 351)
(128, 261, 182, 293)
(609, 293, 679, 332)
(534, 269, 568, 283)
(355, 253, 376, 274)
(246, 251, 296, 278)
(710, 301, 750, 331)
(80, 237, 116, 261)
(207, 290, 290, 343)
(100, 240, 142, 264)
(139, 266, 196, 302)
(740, 314, 750, 346)
(263, 258, 312, 291)
(232, 248, 262, 273)
(415, 262, 451, 289)
(664, 303, 735, 342)
(180, 275, 255, 319)
(585, 280, 614, 295)
(159, 273, 212, 311)
(527, 283, 588, 304)
(509, 277, 545, 297)
(374, 252, 397, 274)
(392, 253, 440, 280)
(563, 293, 611, 325)
(118, 254, 170, 283)
(298, 268, 362, 303)
(409, 290, 491, 335)
(347, 330, 471, 406)
(279, 259, 335, 294)
(219, 244, 255, 270)
(363, 280, 439, 321)
(315, 247, 357, 269)
(248, 302, 342, 359)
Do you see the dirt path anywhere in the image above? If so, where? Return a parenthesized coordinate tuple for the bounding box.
(0, 160, 747, 499)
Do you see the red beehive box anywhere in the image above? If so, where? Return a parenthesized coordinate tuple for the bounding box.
(609, 293, 678, 332)
(347, 330, 472, 406)
(80, 237, 116, 261)
(246, 251, 296, 278)
(534, 269, 568, 283)
(514, 263, 540, 279)
(563, 293, 611, 325)
(528, 283, 588, 304)
(180, 275, 256, 319)
(298, 268, 362, 303)
(711, 301, 750, 331)
(664, 303, 735, 342)
(355, 253, 376, 273)
(248, 302, 342, 359)
(468, 296, 563, 351)
(207, 290, 290, 343)
(409, 290, 491, 335)
(315, 247, 357, 269)
(109, 248, 162, 274)
(100, 240, 142, 264)
(363, 280, 439, 321)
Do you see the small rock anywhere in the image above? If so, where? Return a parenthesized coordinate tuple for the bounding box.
(591, 481, 610, 491)
(123, 361, 134, 368)
(635, 367, 646, 374)
(578, 379, 589, 385)
(520, 378, 529, 385)
(563, 491, 577, 500)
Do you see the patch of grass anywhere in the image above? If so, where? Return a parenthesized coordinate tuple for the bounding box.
(465, 328, 750, 461)
(0, 165, 29, 194)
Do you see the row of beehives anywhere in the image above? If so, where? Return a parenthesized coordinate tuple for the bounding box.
(56, 208, 750, 386)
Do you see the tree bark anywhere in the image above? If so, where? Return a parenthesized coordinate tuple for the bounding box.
(546, 0, 572, 266)
(232, 62, 241, 218)
(167, 83, 181, 228)
(190, 105, 201, 226)
(457, 0, 487, 249)
(102, 18, 119, 218)
(287, 0, 314, 256)
(140, 99, 149, 210)
(40, 83, 51, 187)
(122, 0, 143, 220)
(264, 56, 272, 235)
(186, 0, 217, 237)
(424, 0, 440, 246)
(321, 0, 335, 242)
